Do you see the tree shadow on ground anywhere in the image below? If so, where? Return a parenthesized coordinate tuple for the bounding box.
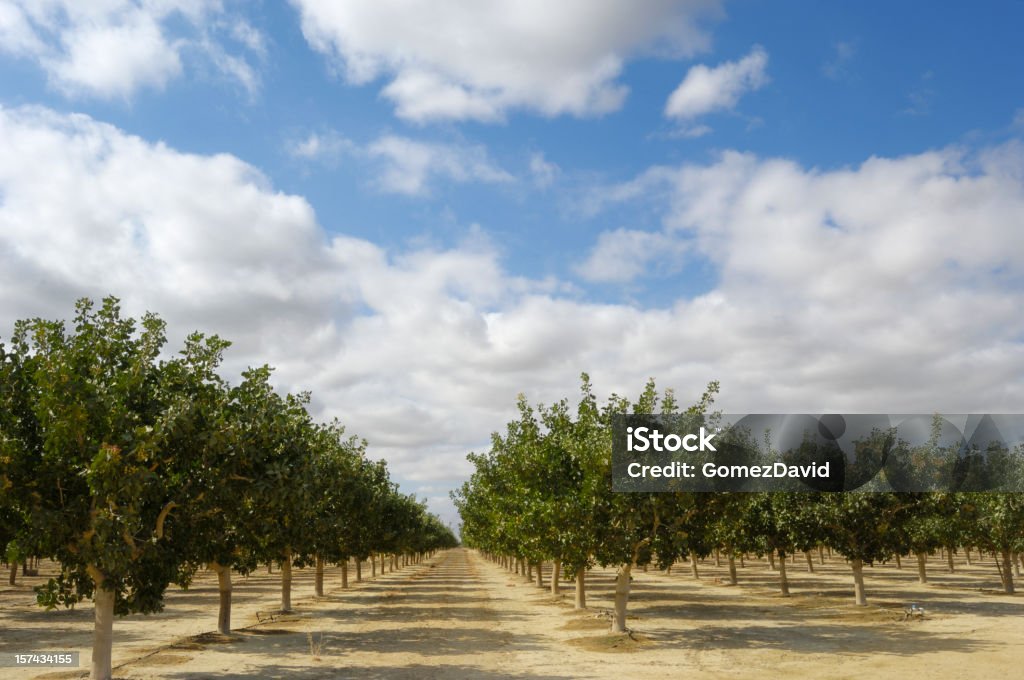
(644, 621, 993, 657)
(161, 662, 574, 680)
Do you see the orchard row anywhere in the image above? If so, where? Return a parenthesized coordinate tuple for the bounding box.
(454, 376, 1024, 633)
(0, 297, 457, 680)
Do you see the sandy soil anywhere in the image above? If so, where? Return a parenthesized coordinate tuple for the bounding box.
(2, 548, 1023, 679)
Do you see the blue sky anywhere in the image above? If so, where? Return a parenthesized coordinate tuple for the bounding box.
(1, 1, 1023, 525)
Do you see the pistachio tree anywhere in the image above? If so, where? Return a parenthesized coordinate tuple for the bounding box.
(0, 298, 213, 680)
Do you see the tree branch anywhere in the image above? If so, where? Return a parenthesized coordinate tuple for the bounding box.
(154, 501, 178, 539)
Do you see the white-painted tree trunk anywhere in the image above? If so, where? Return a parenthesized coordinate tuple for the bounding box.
(212, 562, 232, 634)
(851, 558, 867, 606)
(611, 564, 632, 633)
(89, 568, 114, 680)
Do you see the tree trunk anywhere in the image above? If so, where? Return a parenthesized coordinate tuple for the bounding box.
(371, 554, 376, 578)
(728, 554, 738, 584)
(281, 553, 293, 612)
(341, 561, 349, 589)
(212, 562, 232, 635)
(778, 550, 790, 596)
(965, 548, 972, 565)
(550, 560, 561, 595)
(8, 562, 15, 586)
(89, 567, 115, 680)
(805, 551, 814, 573)
(767, 552, 776, 570)
(356, 558, 362, 582)
(894, 553, 902, 570)
(535, 562, 543, 588)
(690, 553, 699, 579)
(851, 558, 867, 605)
(818, 546, 825, 565)
(1014, 552, 1021, 578)
(315, 556, 325, 597)
(947, 548, 955, 574)
(916, 552, 927, 584)
(714, 549, 721, 567)
(611, 564, 632, 633)
(574, 567, 586, 609)
(1001, 550, 1015, 594)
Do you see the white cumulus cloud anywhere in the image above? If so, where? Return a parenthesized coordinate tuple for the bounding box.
(290, 0, 724, 122)
(0, 1, 264, 99)
(576, 228, 688, 283)
(665, 44, 769, 120)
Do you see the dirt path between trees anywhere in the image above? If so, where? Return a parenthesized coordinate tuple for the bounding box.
(3, 548, 1024, 678)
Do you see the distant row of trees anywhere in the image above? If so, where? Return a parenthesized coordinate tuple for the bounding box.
(454, 375, 1024, 634)
(0, 297, 457, 680)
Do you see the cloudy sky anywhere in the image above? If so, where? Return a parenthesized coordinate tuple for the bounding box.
(1, 1, 1023, 527)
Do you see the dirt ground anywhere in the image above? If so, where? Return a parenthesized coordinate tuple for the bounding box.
(2, 548, 1023, 679)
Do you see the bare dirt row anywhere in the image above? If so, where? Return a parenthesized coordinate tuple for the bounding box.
(2, 548, 1023, 678)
